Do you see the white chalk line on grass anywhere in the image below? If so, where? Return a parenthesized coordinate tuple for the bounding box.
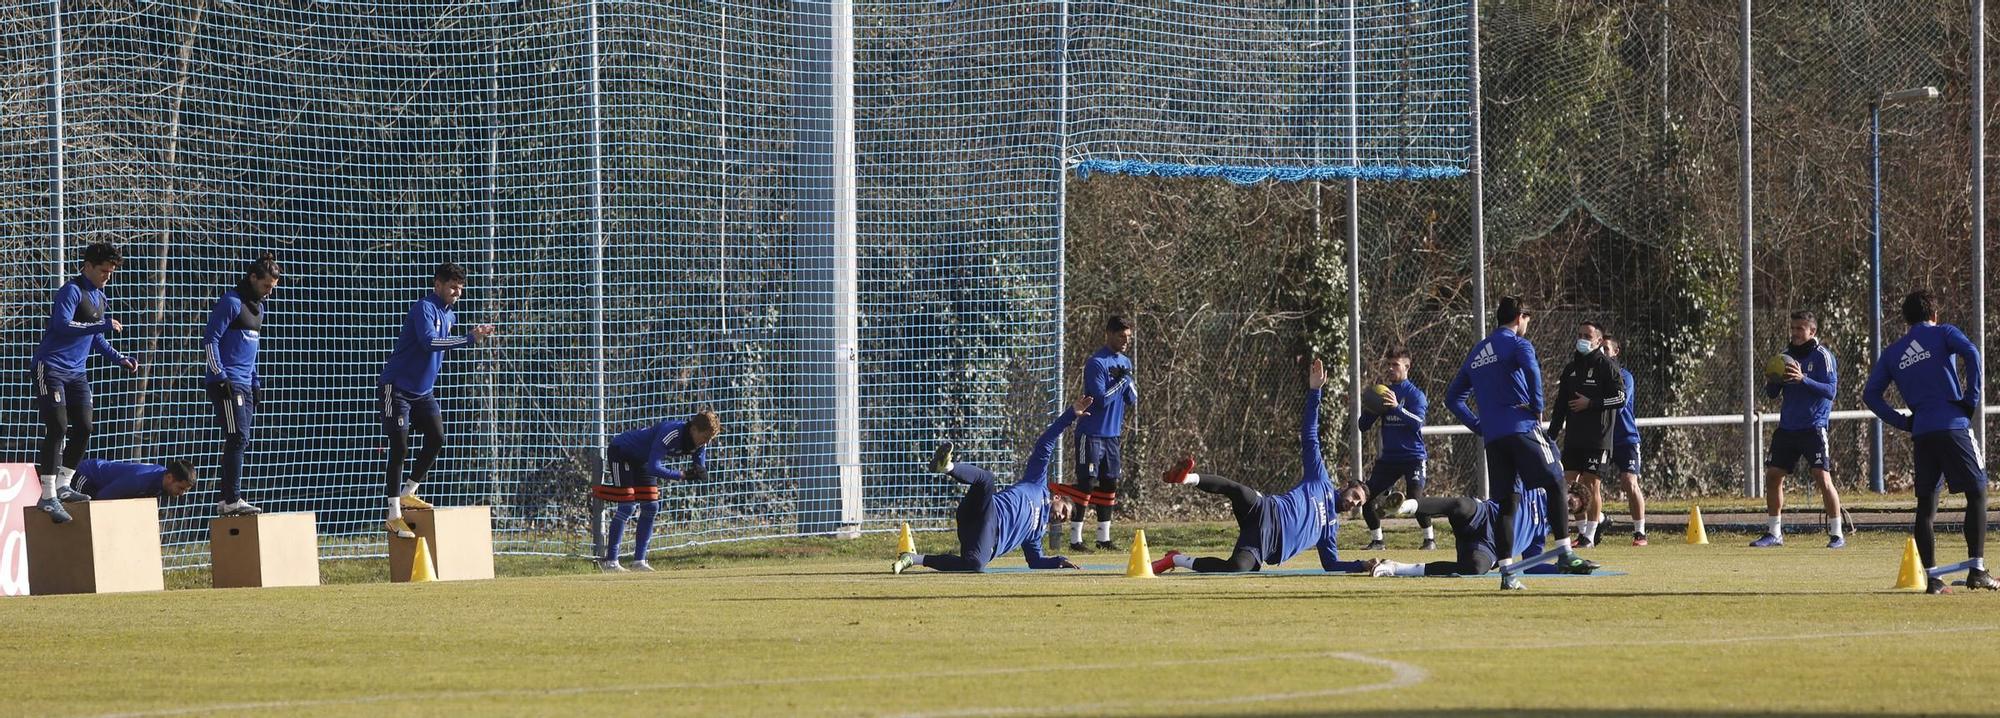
(76, 624, 2000, 718)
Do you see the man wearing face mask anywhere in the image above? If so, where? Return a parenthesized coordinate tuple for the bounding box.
(1544, 321, 1625, 548)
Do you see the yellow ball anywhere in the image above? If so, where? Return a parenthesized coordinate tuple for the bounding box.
(1362, 384, 1395, 415)
(1764, 354, 1798, 379)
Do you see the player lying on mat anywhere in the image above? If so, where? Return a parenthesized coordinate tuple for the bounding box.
(1360, 486, 1597, 577)
(891, 395, 1092, 573)
(69, 458, 197, 502)
(1150, 358, 1364, 574)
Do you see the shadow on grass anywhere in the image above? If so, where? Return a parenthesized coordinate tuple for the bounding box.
(1167, 712, 1992, 718)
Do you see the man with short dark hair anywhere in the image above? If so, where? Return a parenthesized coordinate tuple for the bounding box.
(204, 252, 282, 517)
(72, 458, 198, 502)
(893, 396, 1091, 574)
(1547, 321, 1625, 547)
(1862, 290, 1992, 593)
(1604, 338, 1648, 545)
(1752, 310, 1846, 549)
(378, 262, 496, 538)
(1063, 314, 1137, 551)
(31, 242, 138, 524)
(1358, 348, 1434, 550)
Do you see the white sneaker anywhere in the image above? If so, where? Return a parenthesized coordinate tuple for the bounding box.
(629, 561, 655, 572)
(218, 499, 263, 517)
(598, 560, 628, 573)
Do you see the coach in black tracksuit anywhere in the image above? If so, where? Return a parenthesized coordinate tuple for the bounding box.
(1547, 321, 1626, 546)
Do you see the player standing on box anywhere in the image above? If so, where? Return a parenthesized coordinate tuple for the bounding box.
(1604, 338, 1647, 545)
(378, 262, 495, 538)
(203, 253, 281, 517)
(1752, 311, 1846, 549)
(892, 396, 1089, 573)
(30, 242, 138, 524)
(595, 410, 719, 572)
(1546, 321, 1625, 548)
(1862, 290, 1994, 593)
(1444, 296, 1593, 588)
(1066, 314, 1137, 552)
(1357, 348, 1435, 551)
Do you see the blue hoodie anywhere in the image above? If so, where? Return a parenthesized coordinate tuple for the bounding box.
(1446, 327, 1545, 442)
(379, 291, 480, 395)
(32, 274, 126, 375)
(1863, 323, 1982, 436)
(1764, 339, 1837, 431)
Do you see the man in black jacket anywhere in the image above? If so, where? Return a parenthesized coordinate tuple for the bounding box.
(1547, 321, 1626, 547)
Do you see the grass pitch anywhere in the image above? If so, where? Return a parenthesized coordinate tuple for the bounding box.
(3, 523, 1996, 717)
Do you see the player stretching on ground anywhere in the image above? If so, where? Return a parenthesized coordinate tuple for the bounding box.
(1445, 296, 1592, 588)
(379, 262, 495, 538)
(1753, 311, 1846, 548)
(1548, 321, 1625, 547)
(203, 252, 281, 517)
(1148, 359, 1363, 574)
(1067, 315, 1137, 552)
(1605, 338, 1648, 545)
(1361, 485, 1593, 578)
(892, 396, 1092, 573)
(1862, 290, 1994, 593)
(31, 242, 138, 524)
(1358, 348, 1434, 551)
(595, 410, 718, 572)
(70, 458, 198, 502)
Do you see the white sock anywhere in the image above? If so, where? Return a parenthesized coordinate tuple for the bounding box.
(38, 475, 56, 501)
(388, 497, 404, 521)
(1181, 472, 1201, 486)
(400, 481, 420, 497)
(1578, 521, 1596, 540)
(1172, 553, 1195, 569)
(1633, 519, 1646, 535)
(1828, 515, 1844, 538)
(1369, 528, 1384, 541)
(1594, 512, 1606, 525)
(909, 553, 926, 564)
(1393, 561, 1425, 577)
(1423, 526, 1435, 540)
(1768, 516, 1783, 538)
(1555, 537, 1572, 553)
(1069, 521, 1084, 544)
(1096, 521, 1112, 543)
(55, 466, 76, 489)
(1973, 558, 1987, 571)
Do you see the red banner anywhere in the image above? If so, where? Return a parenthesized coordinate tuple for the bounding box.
(1, 463, 38, 596)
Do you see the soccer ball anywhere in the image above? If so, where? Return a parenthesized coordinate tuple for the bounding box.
(1362, 384, 1396, 415)
(1763, 354, 1799, 380)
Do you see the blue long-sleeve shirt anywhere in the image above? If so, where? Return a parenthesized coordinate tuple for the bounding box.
(1763, 339, 1837, 430)
(976, 408, 1079, 569)
(1863, 323, 1983, 436)
(75, 459, 168, 500)
(379, 291, 480, 394)
(1247, 387, 1341, 568)
(608, 419, 709, 480)
(1358, 380, 1427, 463)
(1446, 327, 1545, 442)
(1076, 348, 1137, 437)
(32, 274, 126, 375)
(1613, 369, 1639, 446)
(203, 286, 265, 389)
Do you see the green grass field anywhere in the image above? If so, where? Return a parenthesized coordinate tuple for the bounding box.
(4, 522, 1997, 717)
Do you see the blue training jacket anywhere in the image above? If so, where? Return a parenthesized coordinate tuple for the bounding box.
(1864, 323, 1983, 437)
(1764, 339, 1837, 431)
(379, 291, 480, 395)
(1446, 327, 1545, 442)
(974, 408, 1078, 569)
(608, 419, 709, 480)
(1075, 347, 1136, 437)
(203, 286, 265, 390)
(1613, 369, 1639, 446)
(1248, 387, 1341, 569)
(32, 274, 126, 375)
(1358, 379, 1427, 463)
(76, 458, 167, 501)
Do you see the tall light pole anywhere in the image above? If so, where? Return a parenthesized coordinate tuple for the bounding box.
(1868, 85, 1940, 493)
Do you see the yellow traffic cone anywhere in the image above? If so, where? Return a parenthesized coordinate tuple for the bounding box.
(1125, 529, 1155, 578)
(1684, 506, 1710, 545)
(897, 522, 916, 555)
(410, 537, 438, 583)
(1893, 537, 1925, 590)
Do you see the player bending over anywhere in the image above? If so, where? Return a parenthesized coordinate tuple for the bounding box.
(70, 458, 198, 502)
(594, 410, 719, 572)
(1149, 359, 1363, 574)
(891, 396, 1092, 573)
(1362, 486, 1595, 578)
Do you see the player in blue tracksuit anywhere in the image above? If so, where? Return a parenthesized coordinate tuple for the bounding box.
(1357, 348, 1435, 550)
(892, 396, 1091, 573)
(1363, 486, 1586, 577)
(378, 262, 496, 539)
(1605, 338, 1648, 545)
(1151, 359, 1363, 574)
(1753, 310, 1847, 549)
(594, 410, 719, 572)
(203, 253, 282, 517)
(72, 458, 197, 502)
(1068, 315, 1138, 551)
(29, 242, 138, 524)
(1444, 296, 1590, 580)
(1861, 290, 1993, 593)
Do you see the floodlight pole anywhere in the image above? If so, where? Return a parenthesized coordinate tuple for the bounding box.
(1868, 85, 1940, 494)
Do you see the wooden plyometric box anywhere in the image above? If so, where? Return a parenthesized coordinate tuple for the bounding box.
(210, 512, 320, 589)
(23, 498, 165, 595)
(389, 506, 494, 582)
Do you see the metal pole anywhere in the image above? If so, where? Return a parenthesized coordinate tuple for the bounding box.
(1468, 0, 1488, 498)
(1345, 0, 1364, 485)
(1738, 0, 1757, 497)
(1057, 0, 1070, 420)
(485, 8, 504, 510)
(586, 0, 608, 493)
(830, 0, 863, 536)
(1973, 0, 1988, 461)
(1869, 102, 1887, 493)
(52, 0, 65, 274)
